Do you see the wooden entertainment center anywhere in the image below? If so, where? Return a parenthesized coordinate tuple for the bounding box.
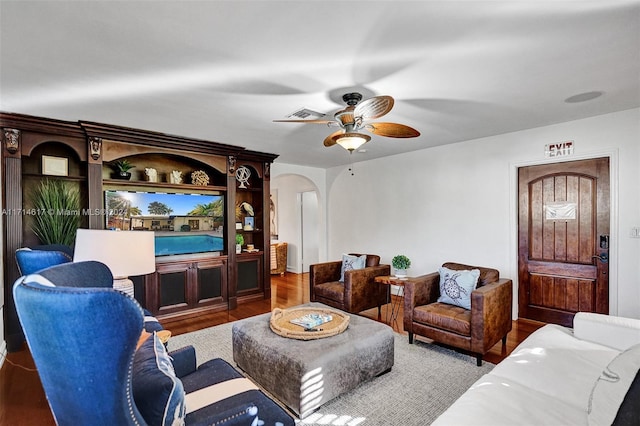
(1, 112, 277, 351)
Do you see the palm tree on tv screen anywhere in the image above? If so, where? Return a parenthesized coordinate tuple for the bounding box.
(187, 199, 224, 217)
(148, 201, 173, 215)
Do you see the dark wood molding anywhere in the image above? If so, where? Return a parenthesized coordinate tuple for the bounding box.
(88, 137, 102, 162)
(0, 112, 86, 138)
(3, 128, 20, 155)
(80, 121, 249, 157)
(3, 156, 24, 352)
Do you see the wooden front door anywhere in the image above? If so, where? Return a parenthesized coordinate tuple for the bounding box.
(518, 157, 610, 326)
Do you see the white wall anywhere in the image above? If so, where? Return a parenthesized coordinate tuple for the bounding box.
(278, 108, 640, 319)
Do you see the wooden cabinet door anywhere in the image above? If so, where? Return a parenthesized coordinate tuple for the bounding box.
(195, 258, 227, 306)
(154, 261, 190, 314)
(518, 157, 610, 326)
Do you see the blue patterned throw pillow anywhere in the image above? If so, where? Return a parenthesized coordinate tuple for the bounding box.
(437, 266, 480, 310)
(133, 332, 186, 426)
(339, 254, 367, 282)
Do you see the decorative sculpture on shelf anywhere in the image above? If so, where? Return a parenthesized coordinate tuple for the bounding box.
(240, 202, 254, 216)
(191, 170, 210, 186)
(235, 166, 251, 189)
(144, 167, 158, 183)
(170, 170, 183, 184)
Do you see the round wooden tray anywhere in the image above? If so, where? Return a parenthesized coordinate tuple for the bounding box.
(269, 306, 350, 340)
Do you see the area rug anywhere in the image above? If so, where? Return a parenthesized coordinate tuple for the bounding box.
(168, 321, 494, 425)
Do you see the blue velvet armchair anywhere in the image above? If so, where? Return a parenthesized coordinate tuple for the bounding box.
(14, 261, 294, 426)
(15, 244, 73, 275)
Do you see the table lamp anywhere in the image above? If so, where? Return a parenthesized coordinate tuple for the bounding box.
(73, 229, 156, 297)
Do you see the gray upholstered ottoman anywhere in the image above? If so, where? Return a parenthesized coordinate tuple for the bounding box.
(232, 302, 394, 418)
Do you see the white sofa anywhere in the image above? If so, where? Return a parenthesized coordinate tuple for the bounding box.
(433, 312, 640, 426)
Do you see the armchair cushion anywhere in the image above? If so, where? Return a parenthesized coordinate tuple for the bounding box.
(415, 303, 471, 335)
(339, 254, 367, 282)
(437, 266, 480, 310)
(316, 281, 346, 304)
(133, 332, 186, 426)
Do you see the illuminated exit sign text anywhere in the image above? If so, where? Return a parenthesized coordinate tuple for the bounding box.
(545, 141, 574, 158)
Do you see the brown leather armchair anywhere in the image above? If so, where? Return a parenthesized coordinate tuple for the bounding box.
(403, 262, 513, 366)
(310, 254, 391, 315)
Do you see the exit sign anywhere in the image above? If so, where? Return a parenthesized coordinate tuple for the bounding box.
(545, 141, 574, 157)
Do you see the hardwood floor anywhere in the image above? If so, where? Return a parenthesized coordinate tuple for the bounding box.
(0, 272, 544, 425)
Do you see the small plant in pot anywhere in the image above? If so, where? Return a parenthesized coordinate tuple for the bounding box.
(392, 255, 411, 278)
(235, 233, 244, 254)
(110, 159, 134, 180)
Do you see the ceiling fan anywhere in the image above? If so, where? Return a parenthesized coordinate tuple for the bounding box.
(274, 92, 420, 152)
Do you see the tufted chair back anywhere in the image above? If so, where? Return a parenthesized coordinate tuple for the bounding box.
(15, 245, 73, 276)
(13, 261, 147, 426)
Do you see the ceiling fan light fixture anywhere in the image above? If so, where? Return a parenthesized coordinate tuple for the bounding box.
(335, 132, 370, 152)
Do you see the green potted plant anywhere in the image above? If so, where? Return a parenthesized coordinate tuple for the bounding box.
(30, 179, 81, 246)
(392, 254, 411, 278)
(235, 233, 245, 254)
(110, 159, 134, 180)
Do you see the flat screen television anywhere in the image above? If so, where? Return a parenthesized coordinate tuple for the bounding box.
(104, 190, 225, 256)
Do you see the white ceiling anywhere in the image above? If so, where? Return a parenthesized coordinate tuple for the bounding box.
(1, 1, 639, 168)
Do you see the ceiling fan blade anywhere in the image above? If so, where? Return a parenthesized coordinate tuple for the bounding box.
(366, 122, 420, 138)
(323, 130, 344, 147)
(354, 95, 394, 120)
(273, 119, 335, 124)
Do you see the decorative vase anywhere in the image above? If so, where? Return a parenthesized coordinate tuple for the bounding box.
(236, 244, 242, 254)
(394, 269, 407, 278)
(113, 171, 131, 180)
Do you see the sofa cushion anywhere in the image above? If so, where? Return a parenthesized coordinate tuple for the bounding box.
(413, 303, 471, 336)
(133, 332, 186, 426)
(339, 254, 366, 282)
(432, 374, 587, 426)
(588, 343, 640, 426)
(181, 358, 292, 425)
(490, 323, 619, 410)
(437, 266, 480, 310)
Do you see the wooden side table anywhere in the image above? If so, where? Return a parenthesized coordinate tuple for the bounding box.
(374, 275, 410, 327)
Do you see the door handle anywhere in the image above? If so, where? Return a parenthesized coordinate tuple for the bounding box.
(592, 253, 608, 263)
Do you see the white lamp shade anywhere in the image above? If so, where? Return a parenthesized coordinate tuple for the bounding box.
(73, 229, 156, 278)
(335, 133, 370, 152)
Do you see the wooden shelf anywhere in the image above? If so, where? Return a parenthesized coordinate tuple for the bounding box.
(103, 179, 226, 193)
(23, 173, 87, 182)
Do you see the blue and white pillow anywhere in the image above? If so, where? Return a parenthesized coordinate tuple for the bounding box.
(339, 254, 367, 282)
(133, 332, 186, 426)
(437, 266, 480, 310)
